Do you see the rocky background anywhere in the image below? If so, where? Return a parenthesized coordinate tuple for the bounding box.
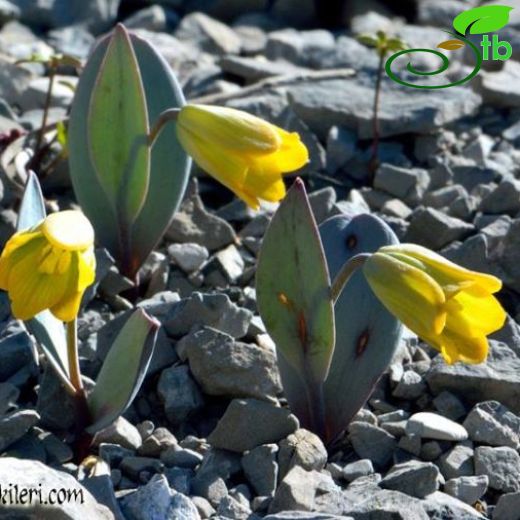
(0, 0, 518, 519)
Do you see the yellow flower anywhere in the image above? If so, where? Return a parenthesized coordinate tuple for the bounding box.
(0, 210, 96, 322)
(176, 104, 309, 209)
(363, 243, 506, 365)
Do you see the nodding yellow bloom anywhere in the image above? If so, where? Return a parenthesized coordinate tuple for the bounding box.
(0, 210, 96, 322)
(176, 104, 309, 209)
(363, 244, 506, 365)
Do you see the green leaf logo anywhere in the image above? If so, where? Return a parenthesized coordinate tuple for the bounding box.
(453, 5, 513, 35)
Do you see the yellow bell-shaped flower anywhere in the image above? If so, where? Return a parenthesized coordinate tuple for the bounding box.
(0, 210, 96, 322)
(363, 244, 506, 365)
(176, 104, 309, 209)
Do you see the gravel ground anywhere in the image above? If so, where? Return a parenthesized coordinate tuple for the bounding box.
(0, 0, 519, 519)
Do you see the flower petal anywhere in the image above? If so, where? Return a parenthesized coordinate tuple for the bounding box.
(425, 329, 488, 365)
(445, 283, 506, 337)
(381, 243, 502, 293)
(364, 252, 447, 338)
(7, 245, 69, 320)
(41, 210, 94, 251)
(178, 105, 281, 156)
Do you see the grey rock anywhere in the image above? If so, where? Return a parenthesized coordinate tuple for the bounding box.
(0, 331, 35, 380)
(158, 365, 204, 424)
(0, 54, 34, 105)
(0, 409, 39, 452)
(494, 492, 520, 520)
(346, 489, 428, 519)
(164, 293, 252, 339)
(268, 466, 339, 514)
(242, 444, 278, 497)
(219, 55, 305, 83)
(217, 495, 252, 519)
(18, 0, 119, 33)
(208, 399, 298, 453)
(120, 456, 164, 480)
(432, 391, 467, 421)
(209, 244, 245, 283)
(406, 412, 468, 441)
(479, 179, 520, 216)
(444, 475, 488, 505)
(426, 341, 520, 414)
(342, 459, 374, 482)
(348, 422, 397, 468)
(424, 184, 468, 209)
(120, 474, 200, 520)
(176, 12, 241, 55)
(179, 327, 280, 399)
(19, 75, 77, 111)
(392, 370, 426, 400)
(474, 446, 520, 493)
(168, 243, 209, 273)
(438, 444, 474, 480)
(0, 382, 18, 415)
(479, 61, 520, 108)
(326, 125, 357, 174)
(195, 447, 242, 481)
(374, 164, 430, 206)
(380, 460, 440, 498)
(93, 417, 142, 451)
(278, 429, 328, 479)
(265, 29, 335, 68)
(463, 401, 520, 449)
(124, 5, 178, 32)
(191, 496, 215, 518)
(0, 457, 113, 518)
(405, 207, 474, 250)
(166, 184, 236, 251)
(264, 513, 348, 519)
(47, 24, 95, 60)
(164, 468, 195, 495)
(288, 77, 481, 140)
(139, 427, 178, 458)
(381, 199, 413, 220)
(161, 446, 203, 469)
(418, 0, 473, 27)
(422, 491, 486, 519)
(464, 134, 494, 165)
(191, 473, 228, 507)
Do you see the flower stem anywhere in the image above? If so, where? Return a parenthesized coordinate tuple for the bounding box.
(369, 51, 386, 180)
(33, 60, 57, 163)
(148, 108, 180, 147)
(66, 318, 83, 393)
(330, 253, 371, 304)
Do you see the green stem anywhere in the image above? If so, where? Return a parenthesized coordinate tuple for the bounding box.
(148, 108, 180, 147)
(66, 318, 83, 393)
(369, 51, 385, 179)
(34, 61, 57, 160)
(330, 253, 370, 304)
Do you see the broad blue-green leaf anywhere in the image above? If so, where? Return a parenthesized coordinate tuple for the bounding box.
(256, 178, 335, 385)
(453, 5, 513, 35)
(69, 25, 190, 278)
(319, 214, 402, 445)
(17, 171, 69, 381)
(88, 24, 150, 226)
(86, 308, 159, 434)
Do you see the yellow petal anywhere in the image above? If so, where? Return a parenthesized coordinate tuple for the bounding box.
(76, 249, 96, 291)
(381, 244, 502, 293)
(364, 252, 447, 338)
(425, 329, 488, 365)
(177, 125, 260, 207)
(42, 210, 94, 251)
(7, 245, 69, 320)
(178, 105, 281, 156)
(0, 230, 42, 288)
(444, 284, 506, 337)
(51, 291, 83, 322)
